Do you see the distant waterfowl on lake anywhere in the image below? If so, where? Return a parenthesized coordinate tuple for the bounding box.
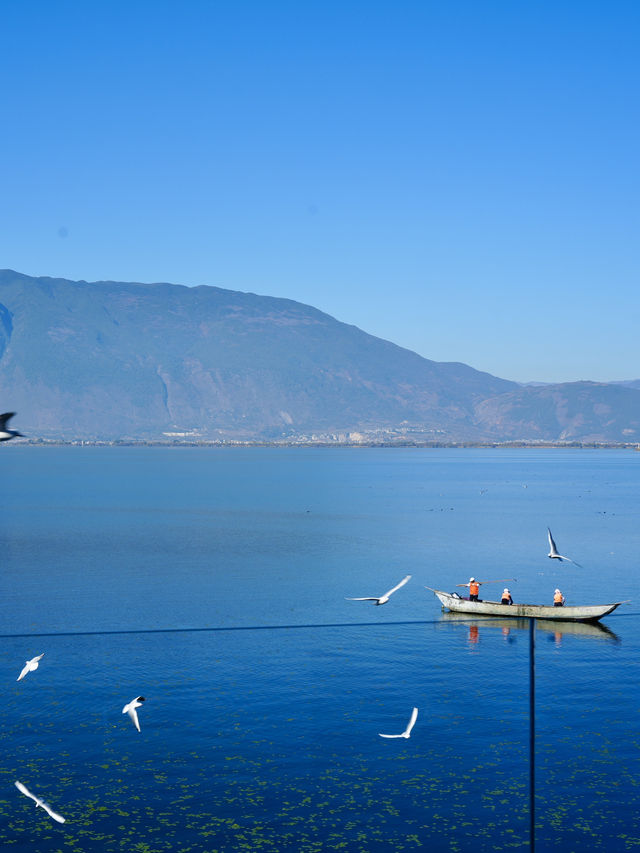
(14, 781, 65, 823)
(379, 707, 418, 739)
(0, 412, 23, 442)
(17, 654, 44, 682)
(547, 527, 582, 567)
(122, 696, 146, 732)
(346, 574, 411, 606)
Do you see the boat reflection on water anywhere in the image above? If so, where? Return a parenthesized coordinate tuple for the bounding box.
(440, 611, 621, 645)
(501, 625, 516, 645)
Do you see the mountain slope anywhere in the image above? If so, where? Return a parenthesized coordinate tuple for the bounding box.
(1, 270, 638, 443)
(0, 270, 518, 440)
(475, 382, 640, 442)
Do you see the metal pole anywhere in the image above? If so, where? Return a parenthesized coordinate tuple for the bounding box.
(529, 617, 535, 851)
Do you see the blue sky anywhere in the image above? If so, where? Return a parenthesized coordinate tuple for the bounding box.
(1, 1, 638, 383)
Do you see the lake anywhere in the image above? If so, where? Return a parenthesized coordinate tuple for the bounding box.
(1, 446, 639, 851)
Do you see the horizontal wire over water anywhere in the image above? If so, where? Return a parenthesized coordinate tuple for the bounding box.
(0, 619, 439, 639)
(1, 611, 638, 639)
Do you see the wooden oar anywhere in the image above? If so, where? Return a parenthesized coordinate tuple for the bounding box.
(455, 578, 517, 586)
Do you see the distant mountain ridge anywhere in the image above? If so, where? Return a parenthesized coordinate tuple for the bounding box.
(614, 379, 640, 391)
(0, 269, 638, 443)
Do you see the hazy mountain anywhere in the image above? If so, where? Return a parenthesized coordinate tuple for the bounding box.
(613, 379, 640, 391)
(0, 270, 638, 443)
(474, 382, 640, 442)
(0, 270, 516, 441)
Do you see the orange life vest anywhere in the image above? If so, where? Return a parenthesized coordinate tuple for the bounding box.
(469, 582, 480, 596)
(554, 591, 564, 604)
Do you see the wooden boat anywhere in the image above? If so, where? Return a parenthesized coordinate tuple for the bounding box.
(429, 588, 623, 623)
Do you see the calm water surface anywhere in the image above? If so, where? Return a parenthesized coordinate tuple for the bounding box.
(1, 447, 639, 851)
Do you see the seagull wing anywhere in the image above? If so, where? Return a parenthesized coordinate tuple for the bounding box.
(549, 529, 582, 566)
(41, 801, 65, 823)
(32, 654, 44, 663)
(560, 555, 583, 568)
(345, 597, 379, 601)
(15, 781, 38, 803)
(404, 707, 418, 736)
(378, 732, 403, 738)
(127, 706, 141, 732)
(383, 575, 412, 598)
(17, 663, 30, 681)
(0, 412, 15, 430)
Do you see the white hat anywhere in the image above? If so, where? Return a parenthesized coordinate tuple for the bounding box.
(469, 577, 475, 582)
(503, 588, 509, 594)
(555, 588, 561, 593)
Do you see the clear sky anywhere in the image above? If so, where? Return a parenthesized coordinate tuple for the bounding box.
(1, 1, 638, 383)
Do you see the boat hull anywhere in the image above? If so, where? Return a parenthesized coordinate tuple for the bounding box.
(432, 590, 621, 622)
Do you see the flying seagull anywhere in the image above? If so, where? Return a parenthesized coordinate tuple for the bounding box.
(0, 412, 23, 442)
(547, 528, 582, 567)
(379, 707, 418, 739)
(346, 574, 411, 606)
(17, 654, 44, 682)
(122, 696, 146, 732)
(14, 781, 66, 823)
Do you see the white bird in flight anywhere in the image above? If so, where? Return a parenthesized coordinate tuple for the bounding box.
(379, 707, 418, 739)
(547, 528, 582, 567)
(345, 574, 411, 606)
(17, 654, 44, 682)
(15, 781, 65, 823)
(122, 696, 146, 732)
(0, 412, 23, 442)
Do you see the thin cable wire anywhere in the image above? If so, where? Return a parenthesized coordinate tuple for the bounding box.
(0, 619, 443, 639)
(1, 612, 635, 639)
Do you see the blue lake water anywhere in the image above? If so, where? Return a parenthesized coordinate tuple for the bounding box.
(1, 446, 639, 851)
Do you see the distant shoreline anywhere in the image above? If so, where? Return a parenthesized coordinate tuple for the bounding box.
(7, 440, 639, 450)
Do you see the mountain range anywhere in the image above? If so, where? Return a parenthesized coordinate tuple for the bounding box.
(0, 269, 638, 443)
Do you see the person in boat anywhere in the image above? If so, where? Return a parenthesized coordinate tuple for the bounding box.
(553, 588, 565, 607)
(466, 577, 482, 601)
(501, 588, 513, 605)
